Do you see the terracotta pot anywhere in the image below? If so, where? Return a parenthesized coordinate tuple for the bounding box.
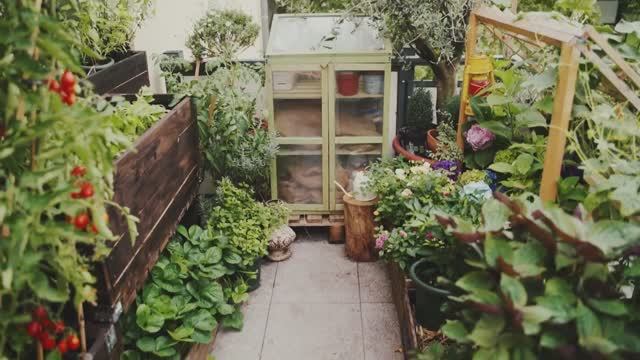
(392, 136, 435, 164)
(426, 129, 439, 152)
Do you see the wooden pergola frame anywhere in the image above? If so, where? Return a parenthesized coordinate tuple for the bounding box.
(457, 6, 640, 202)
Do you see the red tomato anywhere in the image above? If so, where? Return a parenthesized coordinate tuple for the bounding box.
(62, 92, 76, 106)
(71, 165, 86, 177)
(79, 182, 94, 198)
(74, 213, 90, 230)
(32, 306, 48, 321)
(48, 79, 61, 93)
(53, 321, 65, 334)
(39, 333, 56, 350)
(57, 339, 68, 353)
(60, 70, 76, 91)
(66, 335, 80, 351)
(26, 321, 42, 338)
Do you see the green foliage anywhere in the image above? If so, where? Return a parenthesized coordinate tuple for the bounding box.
(99, 90, 167, 155)
(186, 10, 259, 62)
(207, 179, 289, 267)
(168, 62, 277, 192)
(437, 194, 640, 358)
(122, 225, 249, 359)
(459, 169, 487, 186)
(406, 88, 434, 132)
(366, 159, 484, 271)
(58, 0, 154, 62)
(488, 136, 546, 193)
(429, 122, 463, 162)
(275, 0, 350, 12)
(620, 0, 640, 21)
(0, 2, 135, 357)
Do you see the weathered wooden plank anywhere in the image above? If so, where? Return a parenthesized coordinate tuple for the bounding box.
(93, 97, 200, 310)
(387, 262, 418, 359)
(87, 51, 150, 95)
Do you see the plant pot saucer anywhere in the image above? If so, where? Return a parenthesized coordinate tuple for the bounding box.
(392, 135, 435, 164)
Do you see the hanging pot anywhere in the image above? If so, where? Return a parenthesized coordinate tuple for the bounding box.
(337, 71, 360, 96)
(409, 258, 451, 330)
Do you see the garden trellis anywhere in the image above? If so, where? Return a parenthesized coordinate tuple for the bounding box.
(457, 5, 640, 201)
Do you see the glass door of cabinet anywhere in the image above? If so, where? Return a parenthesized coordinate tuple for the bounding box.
(329, 64, 390, 210)
(267, 64, 329, 211)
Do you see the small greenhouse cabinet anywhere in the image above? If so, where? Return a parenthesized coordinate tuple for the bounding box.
(266, 14, 392, 217)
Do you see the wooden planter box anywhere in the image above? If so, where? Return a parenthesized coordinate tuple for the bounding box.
(85, 95, 200, 359)
(87, 51, 150, 95)
(388, 262, 418, 358)
(185, 326, 220, 360)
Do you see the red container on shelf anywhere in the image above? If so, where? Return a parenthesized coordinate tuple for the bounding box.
(337, 72, 359, 96)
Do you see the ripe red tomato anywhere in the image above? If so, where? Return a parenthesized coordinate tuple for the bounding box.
(26, 321, 42, 338)
(48, 79, 61, 93)
(79, 182, 94, 198)
(71, 165, 86, 177)
(62, 92, 76, 106)
(66, 335, 80, 351)
(74, 213, 90, 230)
(60, 70, 76, 91)
(53, 321, 65, 334)
(39, 333, 56, 350)
(57, 339, 68, 354)
(32, 306, 48, 321)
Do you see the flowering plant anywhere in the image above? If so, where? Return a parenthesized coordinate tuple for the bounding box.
(465, 124, 495, 151)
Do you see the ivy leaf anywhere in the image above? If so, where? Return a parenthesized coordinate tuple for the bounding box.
(500, 275, 527, 307)
(482, 199, 511, 232)
(441, 320, 469, 343)
(521, 305, 553, 335)
(587, 298, 628, 317)
(456, 271, 495, 293)
(467, 314, 505, 347)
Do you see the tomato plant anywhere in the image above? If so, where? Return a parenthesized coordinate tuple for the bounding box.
(0, 2, 137, 357)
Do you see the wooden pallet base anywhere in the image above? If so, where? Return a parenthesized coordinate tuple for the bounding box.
(288, 213, 345, 227)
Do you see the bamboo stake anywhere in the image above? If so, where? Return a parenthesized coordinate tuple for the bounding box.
(78, 302, 87, 353)
(37, 343, 43, 360)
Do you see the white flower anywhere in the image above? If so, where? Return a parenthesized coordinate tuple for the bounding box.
(395, 168, 407, 180)
(400, 188, 413, 198)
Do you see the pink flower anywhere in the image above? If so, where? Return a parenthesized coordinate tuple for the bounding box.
(375, 233, 389, 249)
(465, 124, 495, 152)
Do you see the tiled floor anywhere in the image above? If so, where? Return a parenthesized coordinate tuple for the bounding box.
(211, 229, 403, 360)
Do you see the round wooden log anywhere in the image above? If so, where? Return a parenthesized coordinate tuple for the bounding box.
(343, 195, 377, 262)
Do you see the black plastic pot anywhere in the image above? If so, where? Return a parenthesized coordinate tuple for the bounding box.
(81, 57, 115, 76)
(409, 258, 451, 330)
(247, 258, 263, 292)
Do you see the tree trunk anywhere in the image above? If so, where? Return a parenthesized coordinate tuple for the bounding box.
(431, 61, 458, 112)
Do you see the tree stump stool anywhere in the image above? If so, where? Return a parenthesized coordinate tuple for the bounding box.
(343, 195, 377, 262)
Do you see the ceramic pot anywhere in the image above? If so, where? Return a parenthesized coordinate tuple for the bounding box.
(392, 136, 435, 164)
(426, 129, 439, 152)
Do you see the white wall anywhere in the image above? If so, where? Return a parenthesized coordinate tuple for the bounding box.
(132, 0, 265, 91)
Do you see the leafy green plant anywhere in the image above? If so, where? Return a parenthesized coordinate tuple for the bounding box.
(487, 135, 546, 193)
(207, 179, 289, 267)
(0, 2, 136, 357)
(186, 10, 259, 63)
(168, 62, 277, 193)
(99, 90, 167, 156)
(122, 225, 248, 359)
(436, 193, 640, 359)
(59, 0, 154, 64)
(402, 88, 435, 146)
(429, 122, 463, 162)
